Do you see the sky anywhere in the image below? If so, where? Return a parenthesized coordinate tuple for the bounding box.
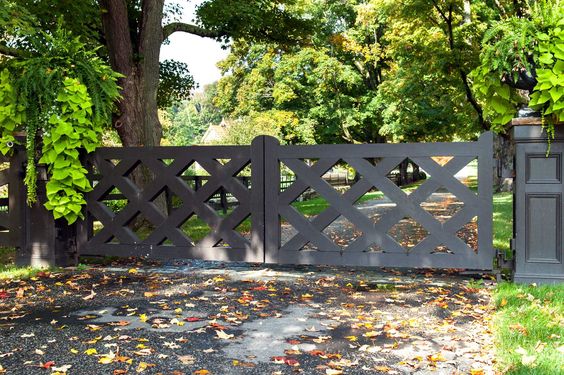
(160, 0, 230, 90)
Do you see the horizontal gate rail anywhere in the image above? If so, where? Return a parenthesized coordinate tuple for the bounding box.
(264, 133, 494, 270)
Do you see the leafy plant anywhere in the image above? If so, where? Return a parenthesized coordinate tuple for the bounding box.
(0, 26, 120, 223)
(471, 0, 564, 133)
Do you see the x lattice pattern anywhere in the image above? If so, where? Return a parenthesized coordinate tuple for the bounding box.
(272, 133, 493, 269)
(81, 146, 255, 261)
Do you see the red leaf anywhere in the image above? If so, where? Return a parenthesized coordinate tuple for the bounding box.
(184, 317, 201, 322)
(41, 361, 56, 369)
(0, 290, 8, 299)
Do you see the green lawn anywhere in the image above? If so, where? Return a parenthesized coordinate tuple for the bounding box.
(493, 192, 513, 257)
(0, 247, 56, 280)
(493, 283, 564, 374)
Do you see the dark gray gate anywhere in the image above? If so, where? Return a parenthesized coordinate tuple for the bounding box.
(0, 148, 25, 248)
(79, 133, 494, 270)
(79, 145, 261, 262)
(261, 133, 494, 269)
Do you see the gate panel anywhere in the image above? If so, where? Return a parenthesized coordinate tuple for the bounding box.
(0, 148, 25, 248)
(265, 132, 494, 270)
(79, 145, 261, 262)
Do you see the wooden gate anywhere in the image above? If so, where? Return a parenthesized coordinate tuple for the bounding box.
(79, 133, 494, 270)
(0, 148, 25, 249)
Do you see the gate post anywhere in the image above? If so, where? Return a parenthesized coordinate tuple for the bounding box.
(513, 119, 564, 284)
(16, 164, 78, 267)
(250, 135, 280, 263)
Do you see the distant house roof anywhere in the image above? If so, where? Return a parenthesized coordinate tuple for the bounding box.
(200, 119, 228, 144)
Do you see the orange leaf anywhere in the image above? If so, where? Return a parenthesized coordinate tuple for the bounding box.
(193, 370, 209, 375)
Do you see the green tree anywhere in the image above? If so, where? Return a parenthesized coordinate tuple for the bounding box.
(215, 0, 387, 144)
(1, 0, 313, 149)
(164, 83, 223, 146)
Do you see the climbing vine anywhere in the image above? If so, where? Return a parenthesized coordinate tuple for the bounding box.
(0, 27, 120, 223)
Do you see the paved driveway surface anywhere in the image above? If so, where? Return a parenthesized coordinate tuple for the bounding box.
(0, 261, 496, 374)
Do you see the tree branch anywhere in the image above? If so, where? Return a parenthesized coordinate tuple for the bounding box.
(162, 22, 225, 40)
(0, 43, 25, 58)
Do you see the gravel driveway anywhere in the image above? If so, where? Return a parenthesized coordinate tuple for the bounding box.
(0, 262, 496, 374)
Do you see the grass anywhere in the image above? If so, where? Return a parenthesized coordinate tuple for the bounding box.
(493, 192, 512, 257)
(0, 247, 59, 280)
(492, 283, 564, 374)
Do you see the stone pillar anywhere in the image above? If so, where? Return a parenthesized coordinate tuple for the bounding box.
(512, 118, 564, 284)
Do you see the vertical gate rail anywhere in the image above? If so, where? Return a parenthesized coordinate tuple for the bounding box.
(78, 145, 261, 262)
(263, 132, 494, 270)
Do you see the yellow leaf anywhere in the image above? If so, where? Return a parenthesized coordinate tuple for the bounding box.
(136, 362, 148, 373)
(84, 348, 98, 355)
(500, 298, 507, 307)
(139, 314, 148, 323)
(216, 330, 234, 340)
(193, 370, 210, 375)
(345, 335, 357, 342)
(470, 369, 485, 375)
(128, 268, 138, 274)
(70, 349, 78, 354)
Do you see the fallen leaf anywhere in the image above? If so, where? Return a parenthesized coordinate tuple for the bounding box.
(178, 355, 195, 365)
(40, 361, 56, 369)
(52, 365, 72, 372)
(193, 370, 209, 375)
(184, 317, 201, 322)
(215, 330, 234, 340)
(83, 290, 97, 300)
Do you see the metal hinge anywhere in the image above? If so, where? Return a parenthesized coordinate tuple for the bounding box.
(496, 243, 515, 271)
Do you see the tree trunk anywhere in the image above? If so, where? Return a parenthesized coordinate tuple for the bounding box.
(99, 0, 163, 148)
(99, 0, 167, 224)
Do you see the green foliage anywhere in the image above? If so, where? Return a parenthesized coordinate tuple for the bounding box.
(163, 83, 223, 146)
(0, 27, 120, 223)
(373, 0, 491, 141)
(158, 60, 196, 108)
(196, 0, 314, 45)
(493, 283, 564, 374)
(214, 0, 497, 144)
(216, 110, 314, 145)
(471, 0, 564, 132)
(39, 78, 100, 224)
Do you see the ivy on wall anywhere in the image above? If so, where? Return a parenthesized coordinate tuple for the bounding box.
(0, 28, 121, 223)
